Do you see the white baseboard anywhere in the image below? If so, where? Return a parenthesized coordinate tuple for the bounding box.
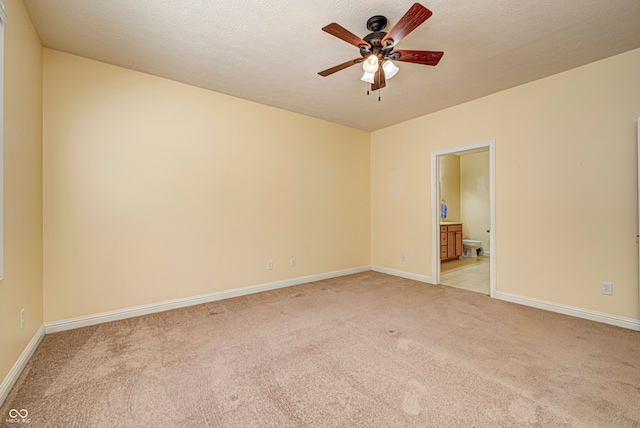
(0, 325, 45, 407)
(374, 266, 640, 331)
(494, 291, 640, 331)
(45, 266, 371, 334)
(463, 252, 491, 258)
(371, 265, 434, 284)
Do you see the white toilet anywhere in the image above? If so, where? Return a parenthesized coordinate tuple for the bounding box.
(462, 240, 482, 258)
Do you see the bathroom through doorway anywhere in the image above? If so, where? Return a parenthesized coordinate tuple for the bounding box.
(431, 140, 496, 296)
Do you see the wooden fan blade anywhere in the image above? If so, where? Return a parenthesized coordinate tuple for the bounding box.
(381, 3, 433, 47)
(371, 67, 386, 91)
(391, 50, 444, 66)
(322, 23, 371, 50)
(318, 58, 361, 77)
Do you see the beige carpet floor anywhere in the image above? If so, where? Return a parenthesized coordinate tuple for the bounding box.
(2, 271, 640, 427)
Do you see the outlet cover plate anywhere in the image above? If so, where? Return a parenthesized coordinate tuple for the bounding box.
(600, 282, 613, 296)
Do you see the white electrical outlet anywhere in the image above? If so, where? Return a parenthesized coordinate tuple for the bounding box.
(290, 258, 296, 267)
(600, 282, 613, 296)
(267, 260, 273, 270)
(402, 253, 406, 261)
(20, 309, 25, 328)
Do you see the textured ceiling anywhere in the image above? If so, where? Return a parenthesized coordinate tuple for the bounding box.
(23, 0, 640, 131)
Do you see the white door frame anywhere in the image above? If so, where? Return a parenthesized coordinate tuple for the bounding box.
(430, 139, 496, 297)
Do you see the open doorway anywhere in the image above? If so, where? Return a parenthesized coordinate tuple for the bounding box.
(431, 140, 496, 297)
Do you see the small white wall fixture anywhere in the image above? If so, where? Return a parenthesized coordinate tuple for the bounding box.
(431, 139, 496, 296)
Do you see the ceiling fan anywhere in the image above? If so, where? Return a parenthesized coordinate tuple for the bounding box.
(318, 3, 443, 95)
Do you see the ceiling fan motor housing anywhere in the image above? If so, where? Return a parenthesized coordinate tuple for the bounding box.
(361, 16, 394, 59)
(361, 31, 394, 58)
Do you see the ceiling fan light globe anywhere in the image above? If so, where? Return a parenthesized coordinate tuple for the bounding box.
(382, 60, 399, 79)
(360, 71, 375, 84)
(362, 55, 379, 73)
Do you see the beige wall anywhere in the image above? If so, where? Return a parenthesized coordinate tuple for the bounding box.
(460, 151, 490, 250)
(0, 0, 43, 384)
(372, 48, 640, 319)
(439, 154, 460, 222)
(42, 49, 371, 322)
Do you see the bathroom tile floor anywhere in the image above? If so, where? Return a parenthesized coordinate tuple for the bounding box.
(440, 256, 490, 295)
(440, 255, 489, 273)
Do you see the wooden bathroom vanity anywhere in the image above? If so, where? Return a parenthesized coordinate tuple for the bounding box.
(440, 223, 463, 262)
